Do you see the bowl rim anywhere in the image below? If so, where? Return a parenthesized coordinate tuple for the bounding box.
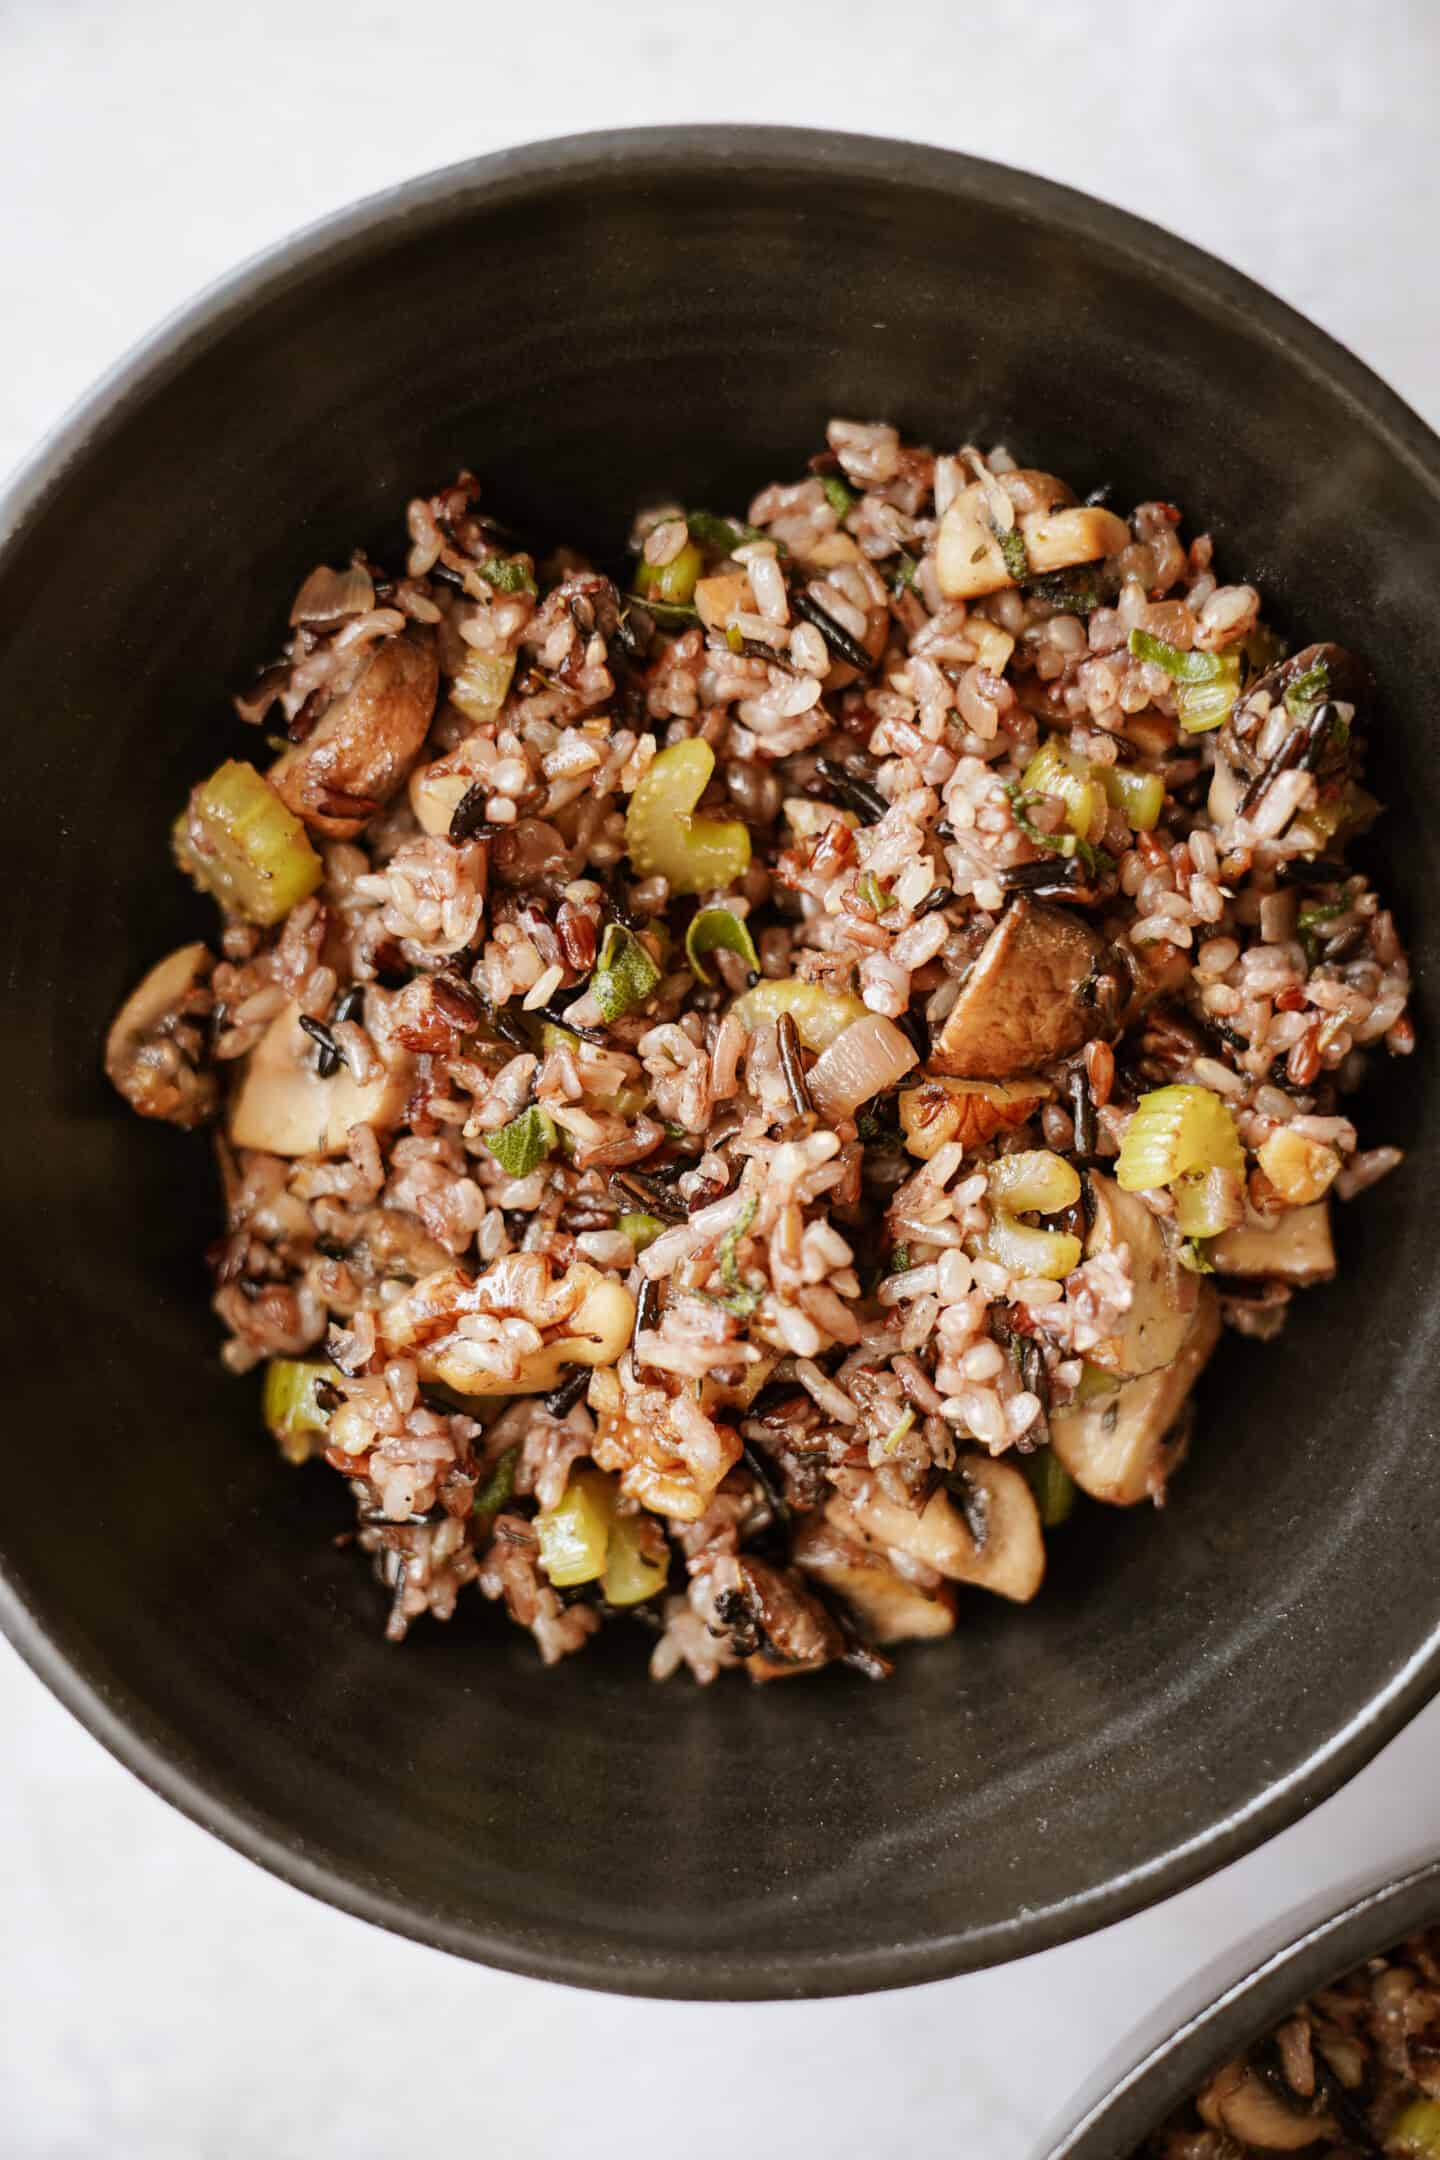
(1045, 1855, 1440, 2156)
(3, 123, 1440, 2000)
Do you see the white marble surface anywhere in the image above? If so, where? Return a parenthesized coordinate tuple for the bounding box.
(4, 4, 1439, 2153)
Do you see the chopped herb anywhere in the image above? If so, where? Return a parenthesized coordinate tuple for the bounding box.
(590, 921, 662, 1022)
(476, 553, 537, 596)
(684, 907, 760, 986)
(473, 1444, 520, 1533)
(1180, 1236, 1216, 1275)
(1127, 628, 1241, 734)
(725, 622, 745, 654)
(1298, 897, 1347, 969)
(1283, 656, 1331, 719)
(483, 1104, 557, 1178)
(998, 526, 1029, 581)
(708, 1193, 763, 1315)
(1024, 566, 1102, 616)
(890, 552, 920, 593)
(1127, 628, 1225, 684)
(821, 473, 858, 517)
(855, 870, 895, 914)
(881, 1408, 916, 1456)
(1004, 785, 1112, 878)
(622, 592, 701, 630)
(857, 1108, 904, 1150)
(886, 1244, 912, 1275)
(686, 509, 760, 553)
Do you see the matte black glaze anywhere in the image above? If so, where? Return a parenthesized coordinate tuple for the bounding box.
(1, 128, 1436, 2000)
(1048, 1859, 1440, 2157)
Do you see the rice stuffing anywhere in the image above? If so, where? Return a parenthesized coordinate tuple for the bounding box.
(103, 426, 1413, 1682)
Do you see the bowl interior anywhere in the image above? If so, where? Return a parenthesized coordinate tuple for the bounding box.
(3, 129, 1438, 1997)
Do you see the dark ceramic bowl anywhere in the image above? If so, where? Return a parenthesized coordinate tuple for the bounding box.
(1047, 1857, 1440, 2156)
(2, 127, 1438, 2001)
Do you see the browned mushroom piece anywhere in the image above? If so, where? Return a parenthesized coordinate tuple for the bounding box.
(930, 899, 1103, 1079)
(1212, 1202, 1337, 1285)
(343, 1208, 454, 1285)
(1239, 1207, 1338, 1285)
(830, 1453, 1045, 1604)
(1084, 1171, 1198, 1377)
(1195, 2060, 1337, 2150)
(791, 1507, 957, 1644)
(735, 1554, 846, 1678)
(1051, 1286, 1220, 1505)
(269, 631, 439, 838)
(103, 942, 217, 1128)
(228, 998, 414, 1157)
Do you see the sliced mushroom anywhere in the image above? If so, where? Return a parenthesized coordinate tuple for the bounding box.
(899, 1075, 1051, 1159)
(931, 900, 1104, 1079)
(735, 1554, 846, 1678)
(343, 1208, 453, 1284)
(1084, 1171, 1198, 1377)
(228, 998, 414, 1157)
(793, 1508, 957, 1642)
(833, 1454, 1045, 1603)
(1051, 1286, 1220, 1505)
(104, 942, 217, 1128)
(270, 631, 439, 838)
(936, 481, 1129, 601)
(935, 482, 1016, 600)
(1212, 1201, 1336, 1284)
(378, 1261, 634, 1397)
(1020, 504, 1130, 574)
(1196, 2061, 1336, 2150)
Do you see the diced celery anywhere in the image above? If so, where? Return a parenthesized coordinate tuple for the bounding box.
(730, 976, 868, 1052)
(1173, 1165, 1245, 1238)
(1024, 1450, 1077, 1527)
(618, 1210, 665, 1254)
(535, 1468, 616, 1587)
(1126, 629, 1241, 733)
(987, 1150, 1082, 1217)
(601, 1512, 670, 1605)
(261, 1358, 339, 1464)
(174, 760, 323, 926)
(635, 539, 704, 608)
(1098, 763, 1165, 831)
(983, 1218, 1083, 1281)
(625, 739, 751, 894)
(449, 648, 516, 726)
(1387, 2100, 1440, 2157)
(1021, 740, 1107, 842)
(1116, 1084, 1244, 1193)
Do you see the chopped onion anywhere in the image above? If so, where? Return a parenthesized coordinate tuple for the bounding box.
(289, 561, 376, 626)
(807, 1014, 918, 1119)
